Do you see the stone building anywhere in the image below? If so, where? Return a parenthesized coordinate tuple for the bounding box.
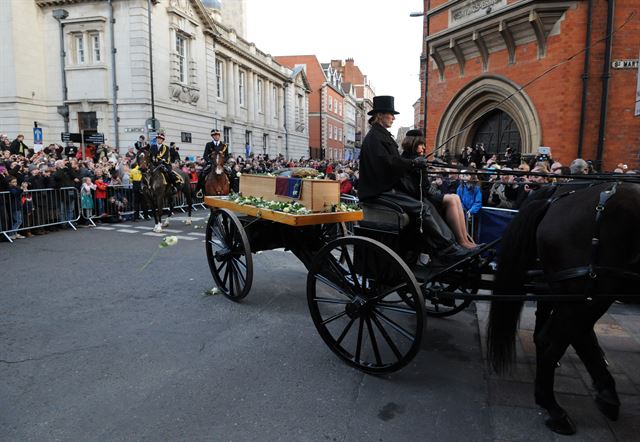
(0, 0, 310, 160)
(416, 0, 639, 170)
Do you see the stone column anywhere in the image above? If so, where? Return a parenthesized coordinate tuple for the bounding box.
(226, 61, 235, 118)
(247, 69, 254, 122)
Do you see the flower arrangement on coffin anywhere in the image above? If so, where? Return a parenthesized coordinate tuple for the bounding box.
(229, 193, 359, 214)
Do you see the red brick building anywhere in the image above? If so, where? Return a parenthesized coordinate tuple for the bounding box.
(276, 55, 344, 159)
(417, 0, 639, 170)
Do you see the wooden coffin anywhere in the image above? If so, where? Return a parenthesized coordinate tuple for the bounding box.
(239, 174, 340, 212)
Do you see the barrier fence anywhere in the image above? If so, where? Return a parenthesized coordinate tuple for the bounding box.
(1, 183, 206, 242)
(1, 187, 80, 242)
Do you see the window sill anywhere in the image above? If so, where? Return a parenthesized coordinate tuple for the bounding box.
(65, 64, 108, 71)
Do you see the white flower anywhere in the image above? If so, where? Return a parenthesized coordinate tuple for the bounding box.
(283, 207, 291, 213)
(204, 287, 219, 296)
(236, 172, 242, 177)
(160, 235, 178, 248)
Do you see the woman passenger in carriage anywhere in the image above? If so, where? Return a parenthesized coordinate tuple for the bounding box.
(399, 130, 477, 250)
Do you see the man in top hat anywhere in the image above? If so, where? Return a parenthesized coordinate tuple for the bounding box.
(195, 128, 229, 197)
(151, 132, 179, 193)
(358, 95, 473, 267)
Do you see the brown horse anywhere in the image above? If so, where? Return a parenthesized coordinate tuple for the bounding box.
(204, 150, 230, 196)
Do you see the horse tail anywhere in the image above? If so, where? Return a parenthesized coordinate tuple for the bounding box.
(487, 193, 552, 374)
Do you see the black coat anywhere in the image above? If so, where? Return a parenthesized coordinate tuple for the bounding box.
(203, 141, 228, 163)
(357, 124, 412, 201)
(398, 151, 444, 207)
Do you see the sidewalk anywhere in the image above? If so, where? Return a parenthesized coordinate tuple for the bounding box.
(475, 301, 640, 441)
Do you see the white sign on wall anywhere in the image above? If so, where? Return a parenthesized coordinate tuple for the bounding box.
(449, 0, 507, 26)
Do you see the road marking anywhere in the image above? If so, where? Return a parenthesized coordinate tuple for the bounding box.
(94, 226, 116, 230)
(118, 224, 133, 228)
(142, 232, 165, 237)
(188, 232, 206, 237)
(134, 226, 154, 230)
(117, 229, 139, 233)
(159, 228, 183, 233)
(174, 235, 198, 241)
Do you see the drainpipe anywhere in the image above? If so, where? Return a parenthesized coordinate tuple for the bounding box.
(147, 0, 156, 121)
(423, 0, 430, 136)
(596, 0, 615, 171)
(283, 82, 289, 160)
(109, 0, 120, 151)
(319, 86, 323, 160)
(577, 0, 593, 158)
(53, 9, 70, 133)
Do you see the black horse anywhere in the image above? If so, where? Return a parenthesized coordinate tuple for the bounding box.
(487, 181, 640, 435)
(136, 151, 193, 232)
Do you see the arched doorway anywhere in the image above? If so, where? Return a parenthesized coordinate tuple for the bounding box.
(472, 110, 521, 156)
(435, 75, 541, 157)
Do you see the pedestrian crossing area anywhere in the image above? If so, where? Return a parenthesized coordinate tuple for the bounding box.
(92, 216, 208, 242)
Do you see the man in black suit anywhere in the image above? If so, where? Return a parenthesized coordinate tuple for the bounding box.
(358, 95, 472, 266)
(195, 129, 228, 197)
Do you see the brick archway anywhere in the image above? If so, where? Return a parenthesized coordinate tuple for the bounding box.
(435, 75, 541, 156)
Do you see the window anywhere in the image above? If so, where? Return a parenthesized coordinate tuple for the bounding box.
(91, 34, 101, 63)
(215, 60, 224, 99)
(295, 93, 304, 131)
(334, 126, 338, 140)
(176, 34, 187, 84)
(263, 134, 268, 154)
(78, 112, 98, 131)
(223, 126, 231, 145)
(239, 70, 246, 106)
(338, 103, 342, 116)
(339, 128, 343, 142)
(257, 79, 263, 112)
(272, 86, 278, 118)
(75, 34, 85, 64)
(328, 124, 332, 140)
(328, 95, 333, 112)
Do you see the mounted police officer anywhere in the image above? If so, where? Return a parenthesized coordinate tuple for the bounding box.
(358, 95, 473, 266)
(150, 132, 179, 194)
(195, 128, 228, 197)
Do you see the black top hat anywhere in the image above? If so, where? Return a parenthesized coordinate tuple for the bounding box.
(368, 95, 399, 115)
(405, 129, 423, 137)
(156, 133, 165, 140)
(211, 129, 220, 135)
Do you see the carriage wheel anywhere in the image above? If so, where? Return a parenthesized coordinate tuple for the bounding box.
(205, 208, 253, 301)
(422, 279, 475, 318)
(307, 236, 425, 374)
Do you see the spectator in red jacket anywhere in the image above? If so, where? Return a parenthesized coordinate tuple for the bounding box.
(338, 172, 353, 195)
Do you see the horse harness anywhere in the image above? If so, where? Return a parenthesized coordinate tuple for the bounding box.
(543, 182, 640, 296)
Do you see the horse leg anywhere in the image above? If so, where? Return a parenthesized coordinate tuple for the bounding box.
(162, 195, 171, 228)
(185, 184, 192, 225)
(533, 309, 576, 435)
(573, 329, 619, 420)
(153, 195, 163, 233)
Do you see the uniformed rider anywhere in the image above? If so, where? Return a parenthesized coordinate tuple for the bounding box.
(195, 128, 229, 197)
(151, 132, 179, 194)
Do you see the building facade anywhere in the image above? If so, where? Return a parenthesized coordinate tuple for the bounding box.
(417, 0, 640, 170)
(0, 0, 310, 160)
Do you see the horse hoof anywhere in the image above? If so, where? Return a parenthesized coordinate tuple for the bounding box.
(595, 396, 620, 421)
(545, 413, 576, 435)
(162, 221, 169, 227)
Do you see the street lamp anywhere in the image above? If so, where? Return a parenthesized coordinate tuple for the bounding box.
(53, 9, 70, 134)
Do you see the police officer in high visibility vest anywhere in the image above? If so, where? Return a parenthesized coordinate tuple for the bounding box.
(151, 133, 178, 194)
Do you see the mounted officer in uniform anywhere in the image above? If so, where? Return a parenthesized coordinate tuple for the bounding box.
(195, 128, 229, 198)
(150, 132, 180, 194)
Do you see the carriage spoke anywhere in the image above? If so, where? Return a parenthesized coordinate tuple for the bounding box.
(354, 318, 364, 363)
(229, 262, 235, 295)
(373, 308, 415, 342)
(230, 259, 247, 285)
(374, 302, 417, 316)
(315, 274, 357, 300)
(365, 316, 383, 366)
(371, 314, 403, 360)
(313, 297, 351, 305)
(231, 266, 242, 296)
(221, 260, 231, 287)
(341, 247, 361, 291)
(369, 282, 410, 302)
(336, 317, 356, 345)
(321, 310, 348, 326)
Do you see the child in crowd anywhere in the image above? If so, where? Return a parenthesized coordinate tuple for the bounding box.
(7, 176, 24, 239)
(80, 176, 96, 220)
(456, 170, 483, 220)
(94, 172, 108, 216)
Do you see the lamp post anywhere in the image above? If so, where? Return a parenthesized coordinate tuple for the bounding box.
(53, 9, 70, 134)
(410, 4, 429, 137)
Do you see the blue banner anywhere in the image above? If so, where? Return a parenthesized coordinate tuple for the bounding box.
(476, 207, 518, 250)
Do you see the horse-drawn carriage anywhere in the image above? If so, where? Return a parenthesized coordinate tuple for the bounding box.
(203, 170, 640, 435)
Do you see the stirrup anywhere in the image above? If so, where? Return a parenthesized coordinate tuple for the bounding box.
(196, 189, 204, 198)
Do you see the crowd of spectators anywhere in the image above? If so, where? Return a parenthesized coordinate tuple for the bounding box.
(1, 130, 635, 242)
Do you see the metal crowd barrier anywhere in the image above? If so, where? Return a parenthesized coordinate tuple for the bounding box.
(81, 182, 204, 226)
(1, 187, 80, 243)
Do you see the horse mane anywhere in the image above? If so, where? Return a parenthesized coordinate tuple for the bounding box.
(487, 187, 555, 373)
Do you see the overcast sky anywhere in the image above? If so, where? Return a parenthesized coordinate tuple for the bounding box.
(245, 0, 424, 132)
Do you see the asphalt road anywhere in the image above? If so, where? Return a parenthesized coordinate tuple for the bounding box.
(2, 215, 639, 441)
